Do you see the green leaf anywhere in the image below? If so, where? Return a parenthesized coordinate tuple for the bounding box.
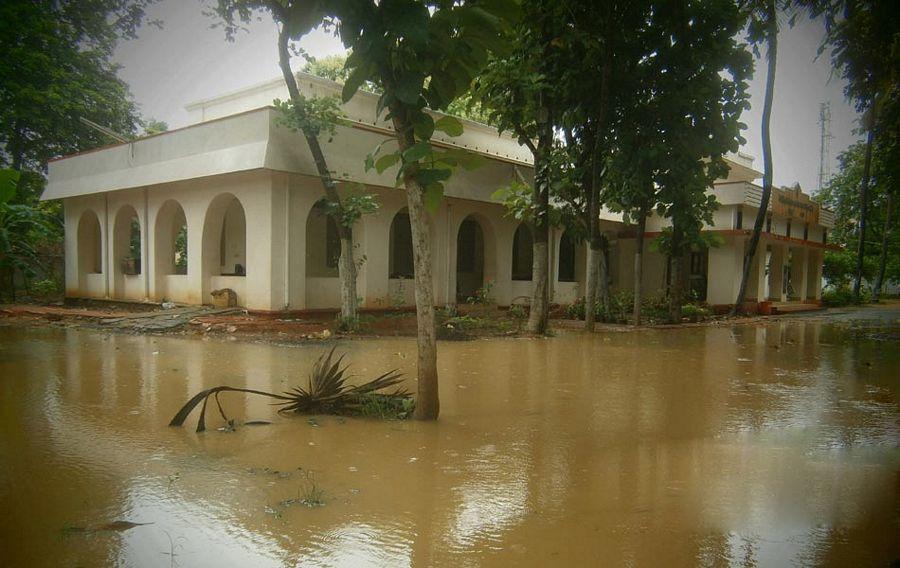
(416, 168, 452, 186)
(342, 65, 369, 103)
(412, 112, 435, 140)
(402, 142, 431, 163)
(433, 116, 464, 137)
(0, 169, 21, 205)
(395, 72, 425, 105)
(375, 152, 401, 174)
(423, 182, 444, 212)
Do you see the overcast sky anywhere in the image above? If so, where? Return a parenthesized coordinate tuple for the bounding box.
(114, 0, 862, 195)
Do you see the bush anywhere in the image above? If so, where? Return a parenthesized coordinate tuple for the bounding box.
(30, 278, 61, 299)
(820, 286, 866, 307)
(508, 304, 527, 319)
(680, 303, 711, 320)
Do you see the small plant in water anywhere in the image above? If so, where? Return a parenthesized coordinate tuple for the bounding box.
(169, 348, 411, 432)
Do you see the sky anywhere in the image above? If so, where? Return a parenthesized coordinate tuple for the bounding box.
(113, 0, 863, 196)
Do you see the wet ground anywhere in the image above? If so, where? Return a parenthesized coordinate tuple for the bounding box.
(1, 306, 898, 567)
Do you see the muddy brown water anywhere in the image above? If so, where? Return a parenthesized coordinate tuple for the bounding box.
(1, 307, 898, 567)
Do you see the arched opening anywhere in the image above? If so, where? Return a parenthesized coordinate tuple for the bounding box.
(112, 205, 142, 299)
(511, 223, 533, 281)
(456, 216, 485, 302)
(389, 209, 414, 279)
(201, 194, 247, 305)
(305, 200, 341, 278)
(558, 231, 577, 282)
(154, 200, 189, 302)
(77, 210, 102, 294)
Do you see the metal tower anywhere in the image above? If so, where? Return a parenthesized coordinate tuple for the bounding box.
(817, 102, 833, 193)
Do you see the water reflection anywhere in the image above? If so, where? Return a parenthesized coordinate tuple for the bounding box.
(0, 308, 898, 566)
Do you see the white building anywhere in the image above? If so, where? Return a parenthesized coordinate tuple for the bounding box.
(44, 73, 834, 312)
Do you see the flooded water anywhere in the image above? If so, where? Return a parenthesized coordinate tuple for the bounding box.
(1, 307, 898, 567)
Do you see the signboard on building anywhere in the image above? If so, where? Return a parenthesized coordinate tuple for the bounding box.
(772, 185, 819, 225)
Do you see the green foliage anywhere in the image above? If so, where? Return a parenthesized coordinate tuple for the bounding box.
(274, 95, 345, 141)
(821, 286, 856, 307)
(680, 304, 711, 320)
(0, 169, 61, 295)
(0, 1, 155, 172)
(140, 118, 168, 136)
(331, 0, 519, 212)
(508, 304, 527, 320)
(466, 280, 494, 305)
(30, 278, 61, 299)
(817, 141, 899, 287)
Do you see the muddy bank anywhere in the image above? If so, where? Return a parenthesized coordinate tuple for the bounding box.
(0, 299, 859, 346)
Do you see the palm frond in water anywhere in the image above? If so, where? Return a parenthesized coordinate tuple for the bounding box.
(169, 347, 410, 431)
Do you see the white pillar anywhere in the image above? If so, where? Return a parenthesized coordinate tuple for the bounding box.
(769, 245, 786, 301)
(790, 247, 809, 301)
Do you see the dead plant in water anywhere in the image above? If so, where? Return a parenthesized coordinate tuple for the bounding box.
(169, 348, 410, 432)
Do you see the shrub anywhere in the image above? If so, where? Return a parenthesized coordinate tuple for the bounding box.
(680, 303, 711, 320)
(821, 286, 856, 307)
(508, 304, 527, 320)
(30, 278, 61, 299)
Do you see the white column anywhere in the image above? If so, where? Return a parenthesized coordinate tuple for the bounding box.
(790, 247, 809, 301)
(769, 245, 786, 301)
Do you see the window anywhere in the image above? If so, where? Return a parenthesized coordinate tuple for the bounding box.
(734, 208, 743, 230)
(558, 232, 576, 282)
(690, 252, 704, 275)
(803, 224, 809, 241)
(511, 224, 533, 281)
(786, 221, 792, 238)
(766, 216, 772, 233)
(823, 229, 827, 244)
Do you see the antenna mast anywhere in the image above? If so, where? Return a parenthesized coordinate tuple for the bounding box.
(817, 102, 833, 193)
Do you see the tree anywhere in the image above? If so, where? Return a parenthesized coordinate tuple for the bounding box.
(330, 0, 518, 419)
(0, 0, 157, 293)
(474, 0, 571, 334)
(213, 0, 375, 326)
(731, 0, 782, 316)
(0, 1, 157, 176)
(814, 0, 899, 302)
(817, 140, 899, 293)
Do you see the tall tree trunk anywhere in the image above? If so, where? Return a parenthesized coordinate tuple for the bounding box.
(872, 190, 893, 302)
(731, 1, 777, 316)
(391, 106, 439, 421)
(598, 237, 611, 320)
(276, 25, 357, 320)
(527, 106, 553, 335)
(633, 205, 648, 325)
(853, 124, 875, 302)
(585, 241, 600, 330)
(668, 223, 684, 322)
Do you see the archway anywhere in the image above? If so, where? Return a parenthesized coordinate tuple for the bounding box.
(389, 209, 414, 280)
(76, 209, 102, 294)
(456, 216, 486, 302)
(512, 223, 533, 281)
(558, 231, 576, 282)
(201, 194, 247, 305)
(154, 200, 188, 302)
(305, 200, 340, 278)
(112, 205, 142, 299)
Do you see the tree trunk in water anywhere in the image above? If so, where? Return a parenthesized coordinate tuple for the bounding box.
(598, 240, 611, 320)
(872, 191, 893, 302)
(853, 125, 875, 302)
(391, 107, 439, 421)
(633, 210, 647, 325)
(668, 225, 683, 323)
(527, 110, 553, 335)
(585, 242, 601, 331)
(731, 1, 777, 317)
(276, 25, 357, 320)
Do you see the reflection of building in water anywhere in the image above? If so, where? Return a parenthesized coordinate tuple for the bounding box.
(46, 74, 835, 312)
